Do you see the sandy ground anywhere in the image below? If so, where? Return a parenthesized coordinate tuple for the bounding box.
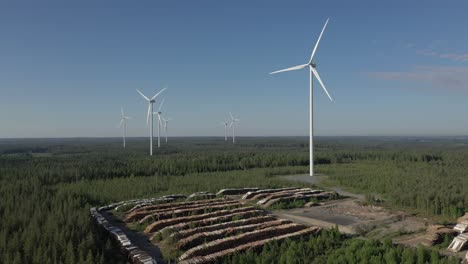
(279, 174, 431, 238)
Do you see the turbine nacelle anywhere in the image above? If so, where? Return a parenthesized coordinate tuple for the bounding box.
(269, 18, 332, 102)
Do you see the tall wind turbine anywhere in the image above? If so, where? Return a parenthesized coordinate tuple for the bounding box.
(136, 88, 167, 156)
(153, 98, 165, 148)
(120, 107, 131, 148)
(162, 116, 171, 144)
(270, 18, 333, 177)
(221, 120, 229, 141)
(229, 112, 240, 144)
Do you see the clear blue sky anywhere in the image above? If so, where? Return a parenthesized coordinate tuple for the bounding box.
(1, 0, 468, 138)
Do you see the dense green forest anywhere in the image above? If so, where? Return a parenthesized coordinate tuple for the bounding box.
(1, 136, 468, 263)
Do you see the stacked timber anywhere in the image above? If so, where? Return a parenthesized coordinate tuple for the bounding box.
(241, 188, 299, 200)
(125, 198, 228, 222)
(177, 219, 292, 250)
(178, 226, 320, 264)
(172, 215, 277, 240)
(154, 210, 265, 240)
(187, 192, 216, 201)
(448, 233, 468, 252)
(257, 189, 323, 205)
(144, 206, 258, 233)
(138, 201, 241, 224)
(263, 191, 337, 207)
(179, 224, 320, 263)
(216, 188, 259, 196)
(454, 221, 468, 233)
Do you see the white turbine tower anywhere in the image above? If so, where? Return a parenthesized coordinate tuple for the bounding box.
(229, 112, 240, 144)
(136, 88, 167, 156)
(162, 116, 171, 144)
(220, 120, 229, 141)
(153, 98, 165, 148)
(120, 107, 131, 148)
(270, 18, 333, 177)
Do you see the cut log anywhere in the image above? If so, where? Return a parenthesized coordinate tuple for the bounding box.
(144, 206, 257, 234)
(179, 223, 307, 261)
(241, 188, 299, 200)
(177, 219, 291, 250)
(173, 215, 277, 240)
(138, 201, 240, 224)
(178, 226, 321, 264)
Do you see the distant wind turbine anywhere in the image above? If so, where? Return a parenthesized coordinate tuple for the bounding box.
(120, 107, 131, 148)
(221, 120, 230, 141)
(229, 112, 240, 144)
(162, 116, 171, 144)
(270, 18, 333, 177)
(153, 98, 165, 148)
(136, 88, 167, 156)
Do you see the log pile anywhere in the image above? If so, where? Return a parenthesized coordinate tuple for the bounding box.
(257, 189, 323, 205)
(125, 198, 227, 222)
(177, 219, 291, 250)
(187, 192, 216, 201)
(138, 201, 241, 224)
(216, 188, 260, 196)
(179, 223, 317, 261)
(173, 215, 277, 240)
(154, 210, 265, 240)
(178, 226, 321, 264)
(263, 191, 337, 207)
(242, 188, 299, 200)
(144, 206, 257, 233)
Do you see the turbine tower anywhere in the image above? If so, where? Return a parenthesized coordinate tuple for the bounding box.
(136, 88, 167, 156)
(120, 107, 131, 148)
(229, 112, 240, 144)
(221, 121, 229, 141)
(153, 98, 165, 148)
(162, 116, 171, 144)
(270, 18, 333, 177)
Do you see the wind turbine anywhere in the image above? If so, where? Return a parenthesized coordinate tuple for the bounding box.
(153, 98, 165, 148)
(220, 120, 229, 141)
(120, 107, 131, 148)
(162, 116, 171, 144)
(136, 88, 167, 156)
(229, 112, 240, 144)
(270, 18, 333, 177)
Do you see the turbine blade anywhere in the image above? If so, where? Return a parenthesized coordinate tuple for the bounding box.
(270, 64, 308, 74)
(151, 87, 167, 101)
(146, 103, 151, 127)
(120, 119, 124, 127)
(229, 112, 234, 120)
(121, 107, 124, 117)
(136, 89, 150, 101)
(309, 18, 330, 64)
(310, 67, 333, 101)
(158, 98, 165, 111)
